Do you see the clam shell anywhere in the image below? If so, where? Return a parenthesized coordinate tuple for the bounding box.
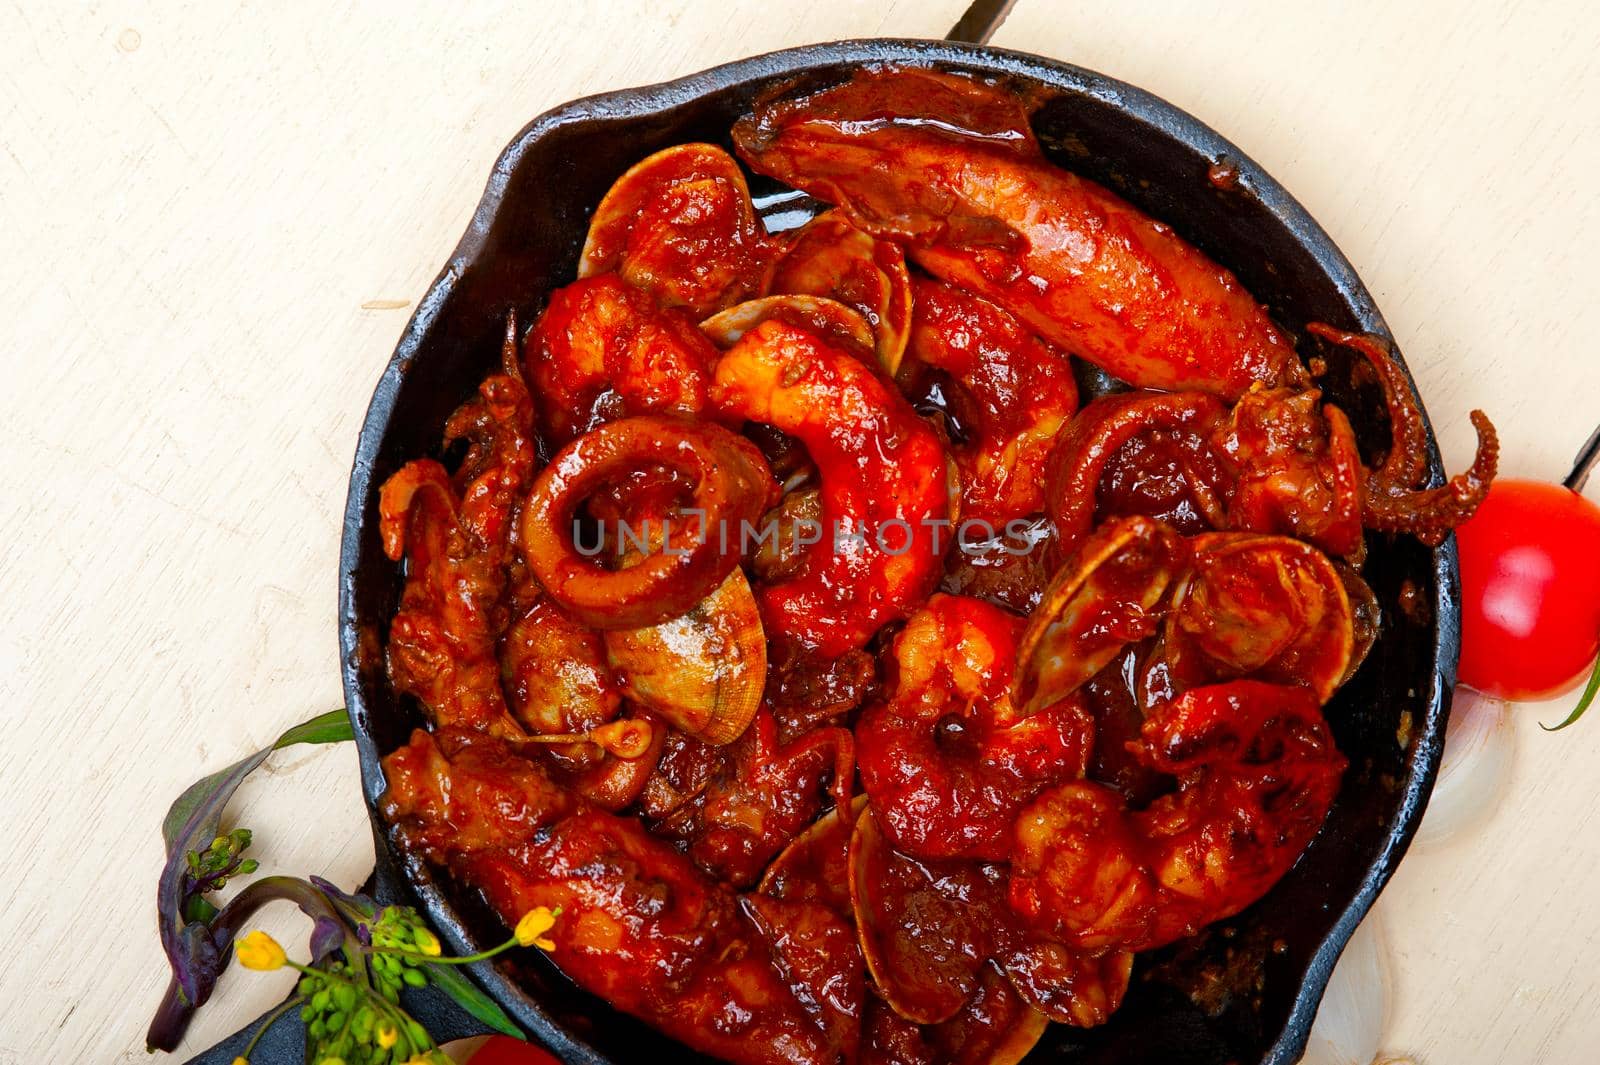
(579, 143, 765, 316)
(602, 567, 766, 745)
(1015, 516, 1187, 715)
(701, 293, 875, 359)
(763, 209, 913, 374)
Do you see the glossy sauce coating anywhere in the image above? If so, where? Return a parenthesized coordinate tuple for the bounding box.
(579, 143, 773, 316)
(764, 209, 915, 373)
(712, 318, 949, 658)
(519, 415, 779, 630)
(525, 273, 721, 447)
(734, 68, 1306, 400)
(1008, 681, 1345, 953)
(857, 595, 1092, 861)
(382, 730, 854, 1065)
(370, 63, 1504, 1064)
(900, 277, 1078, 523)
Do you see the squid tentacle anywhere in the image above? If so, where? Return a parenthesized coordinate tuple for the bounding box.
(1306, 322, 1431, 494)
(1362, 410, 1499, 545)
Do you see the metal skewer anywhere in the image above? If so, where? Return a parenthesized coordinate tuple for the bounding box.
(1564, 421, 1600, 493)
(946, 0, 1018, 44)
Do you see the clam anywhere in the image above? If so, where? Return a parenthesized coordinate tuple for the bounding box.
(700, 293, 875, 360)
(579, 143, 768, 316)
(603, 567, 767, 746)
(762, 209, 913, 374)
(995, 940, 1133, 1029)
(931, 965, 1051, 1064)
(848, 805, 990, 1025)
(1015, 516, 1188, 716)
(758, 794, 867, 916)
(1166, 532, 1355, 702)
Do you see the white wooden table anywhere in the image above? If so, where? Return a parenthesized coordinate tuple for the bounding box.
(5, 2, 1597, 1062)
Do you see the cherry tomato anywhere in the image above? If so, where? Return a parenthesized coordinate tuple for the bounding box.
(466, 1036, 562, 1065)
(1456, 478, 1600, 701)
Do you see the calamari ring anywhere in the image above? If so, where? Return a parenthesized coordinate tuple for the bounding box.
(520, 415, 779, 630)
(712, 318, 950, 657)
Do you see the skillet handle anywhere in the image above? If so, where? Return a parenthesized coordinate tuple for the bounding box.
(181, 858, 500, 1065)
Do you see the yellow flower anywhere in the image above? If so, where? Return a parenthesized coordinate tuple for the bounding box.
(234, 930, 287, 971)
(514, 907, 558, 950)
(375, 1020, 399, 1049)
(317, 1059, 346, 1065)
(232, 1058, 250, 1065)
(411, 927, 441, 957)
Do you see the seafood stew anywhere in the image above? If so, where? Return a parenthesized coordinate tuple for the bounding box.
(342, 43, 1478, 1065)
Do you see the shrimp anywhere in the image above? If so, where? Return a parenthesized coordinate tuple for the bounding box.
(524, 273, 720, 447)
(857, 595, 1093, 861)
(1008, 680, 1346, 953)
(712, 317, 950, 657)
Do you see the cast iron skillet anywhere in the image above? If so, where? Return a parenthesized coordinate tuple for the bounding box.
(335, 39, 1457, 1065)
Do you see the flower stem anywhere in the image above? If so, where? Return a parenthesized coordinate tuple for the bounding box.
(238, 995, 305, 1062)
(379, 936, 519, 967)
(288, 961, 431, 1052)
(1541, 654, 1600, 732)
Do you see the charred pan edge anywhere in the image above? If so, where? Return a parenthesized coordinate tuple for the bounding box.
(338, 38, 1455, 1065)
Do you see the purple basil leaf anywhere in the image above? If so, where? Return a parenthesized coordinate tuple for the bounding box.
(309, 915, 347, 964)
(147, 710, 353, 1051)
(159, 709, 353, 855)
(310, 874, 376, 917)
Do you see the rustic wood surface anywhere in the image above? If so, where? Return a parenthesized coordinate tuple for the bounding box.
(3, 2, 1595, 1062)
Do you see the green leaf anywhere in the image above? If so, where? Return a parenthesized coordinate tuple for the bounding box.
(183, 896, 219, 925)
(1541, 656, 1600, 732)
(424, 962, 524, 1039)
(275, 708, 358, 749)
(160, 709, 353, 855)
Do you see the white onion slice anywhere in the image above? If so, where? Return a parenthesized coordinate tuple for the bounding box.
(1411, 687, 1516, 851)
(1302, 907, 1391, 1065)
